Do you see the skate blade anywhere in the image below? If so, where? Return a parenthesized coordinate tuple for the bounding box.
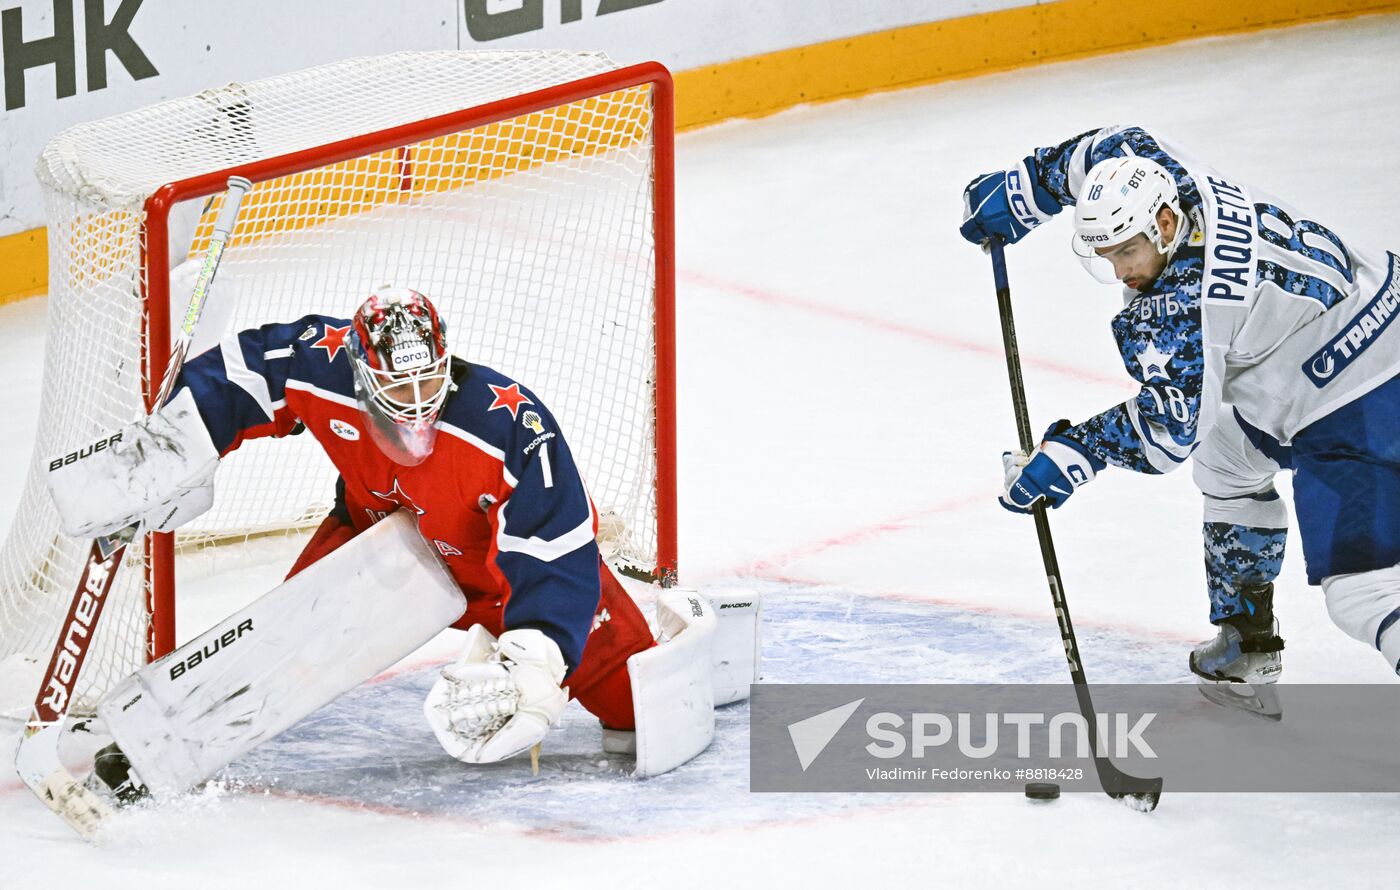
(1195, 680, 1283, 722)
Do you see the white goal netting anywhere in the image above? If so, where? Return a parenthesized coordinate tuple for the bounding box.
(0, 51, 672, 715)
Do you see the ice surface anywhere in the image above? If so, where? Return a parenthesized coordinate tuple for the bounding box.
(4, 14, 1400, 887)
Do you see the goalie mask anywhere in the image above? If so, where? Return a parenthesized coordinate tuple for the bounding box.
(348, 287, 452, 466)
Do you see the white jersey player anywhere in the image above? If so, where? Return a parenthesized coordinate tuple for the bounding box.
(959, 124, 1400, 683)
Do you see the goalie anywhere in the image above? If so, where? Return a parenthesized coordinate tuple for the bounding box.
(47, 287, 740, 806)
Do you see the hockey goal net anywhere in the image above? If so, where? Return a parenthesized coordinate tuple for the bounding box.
(0, 51, 675, 715)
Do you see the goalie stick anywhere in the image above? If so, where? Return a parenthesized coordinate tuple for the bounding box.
(988, 238, 1163, 812)
(15, 175, 254, 840)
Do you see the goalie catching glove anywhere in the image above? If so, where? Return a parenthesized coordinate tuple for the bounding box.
(1000, 420, 1105, 513)
(45, 387, 219, 537)
(425, 627, 568, 764)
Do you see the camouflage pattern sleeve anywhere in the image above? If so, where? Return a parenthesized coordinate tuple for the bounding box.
(1027, 125, 1203, 212)
(1060, 244, 1210, 475)
(1013, 125, 1229, 475)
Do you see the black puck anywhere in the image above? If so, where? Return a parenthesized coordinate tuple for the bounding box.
(1024, 782, 1060, 801)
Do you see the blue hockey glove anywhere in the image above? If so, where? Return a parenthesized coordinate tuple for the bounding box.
(959, 157, 1062, 247)
(1000, 421, 1105, 514)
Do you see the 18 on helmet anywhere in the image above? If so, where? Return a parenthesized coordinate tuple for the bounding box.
(1072, 156, 1184, 282)
(348, 286, 452, 466)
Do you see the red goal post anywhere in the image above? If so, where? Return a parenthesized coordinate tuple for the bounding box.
(0, 52, 676, 715)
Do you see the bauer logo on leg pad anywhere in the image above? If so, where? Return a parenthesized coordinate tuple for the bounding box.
(169, 619, 254, 681)
(49, 432, 123, 472)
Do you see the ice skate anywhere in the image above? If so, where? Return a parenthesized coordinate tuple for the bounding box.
(1190, 584, 1284, 720)
(84, 742, 150, 807)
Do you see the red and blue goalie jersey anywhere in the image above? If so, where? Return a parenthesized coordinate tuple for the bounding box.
(172, 315, 604, 672)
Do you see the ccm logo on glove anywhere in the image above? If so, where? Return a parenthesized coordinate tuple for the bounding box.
(1000, 421, 1106, 514)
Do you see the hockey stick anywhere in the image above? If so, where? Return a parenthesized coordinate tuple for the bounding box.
(15, 176, 254, 839)
(988, 238, 1163, 812)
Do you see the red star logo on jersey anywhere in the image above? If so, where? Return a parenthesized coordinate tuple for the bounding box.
(487, 382, 533, 419)
(369, 477, 425, 515)
(312, 324, 351, 362)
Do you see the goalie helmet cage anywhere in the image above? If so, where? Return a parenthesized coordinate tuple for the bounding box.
(0, 51, 676, 715)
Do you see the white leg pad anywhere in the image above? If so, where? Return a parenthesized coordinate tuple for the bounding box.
(96, 511, 466, 796)
(705, 587, 762, 705)
(625, 590, 717, 777)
